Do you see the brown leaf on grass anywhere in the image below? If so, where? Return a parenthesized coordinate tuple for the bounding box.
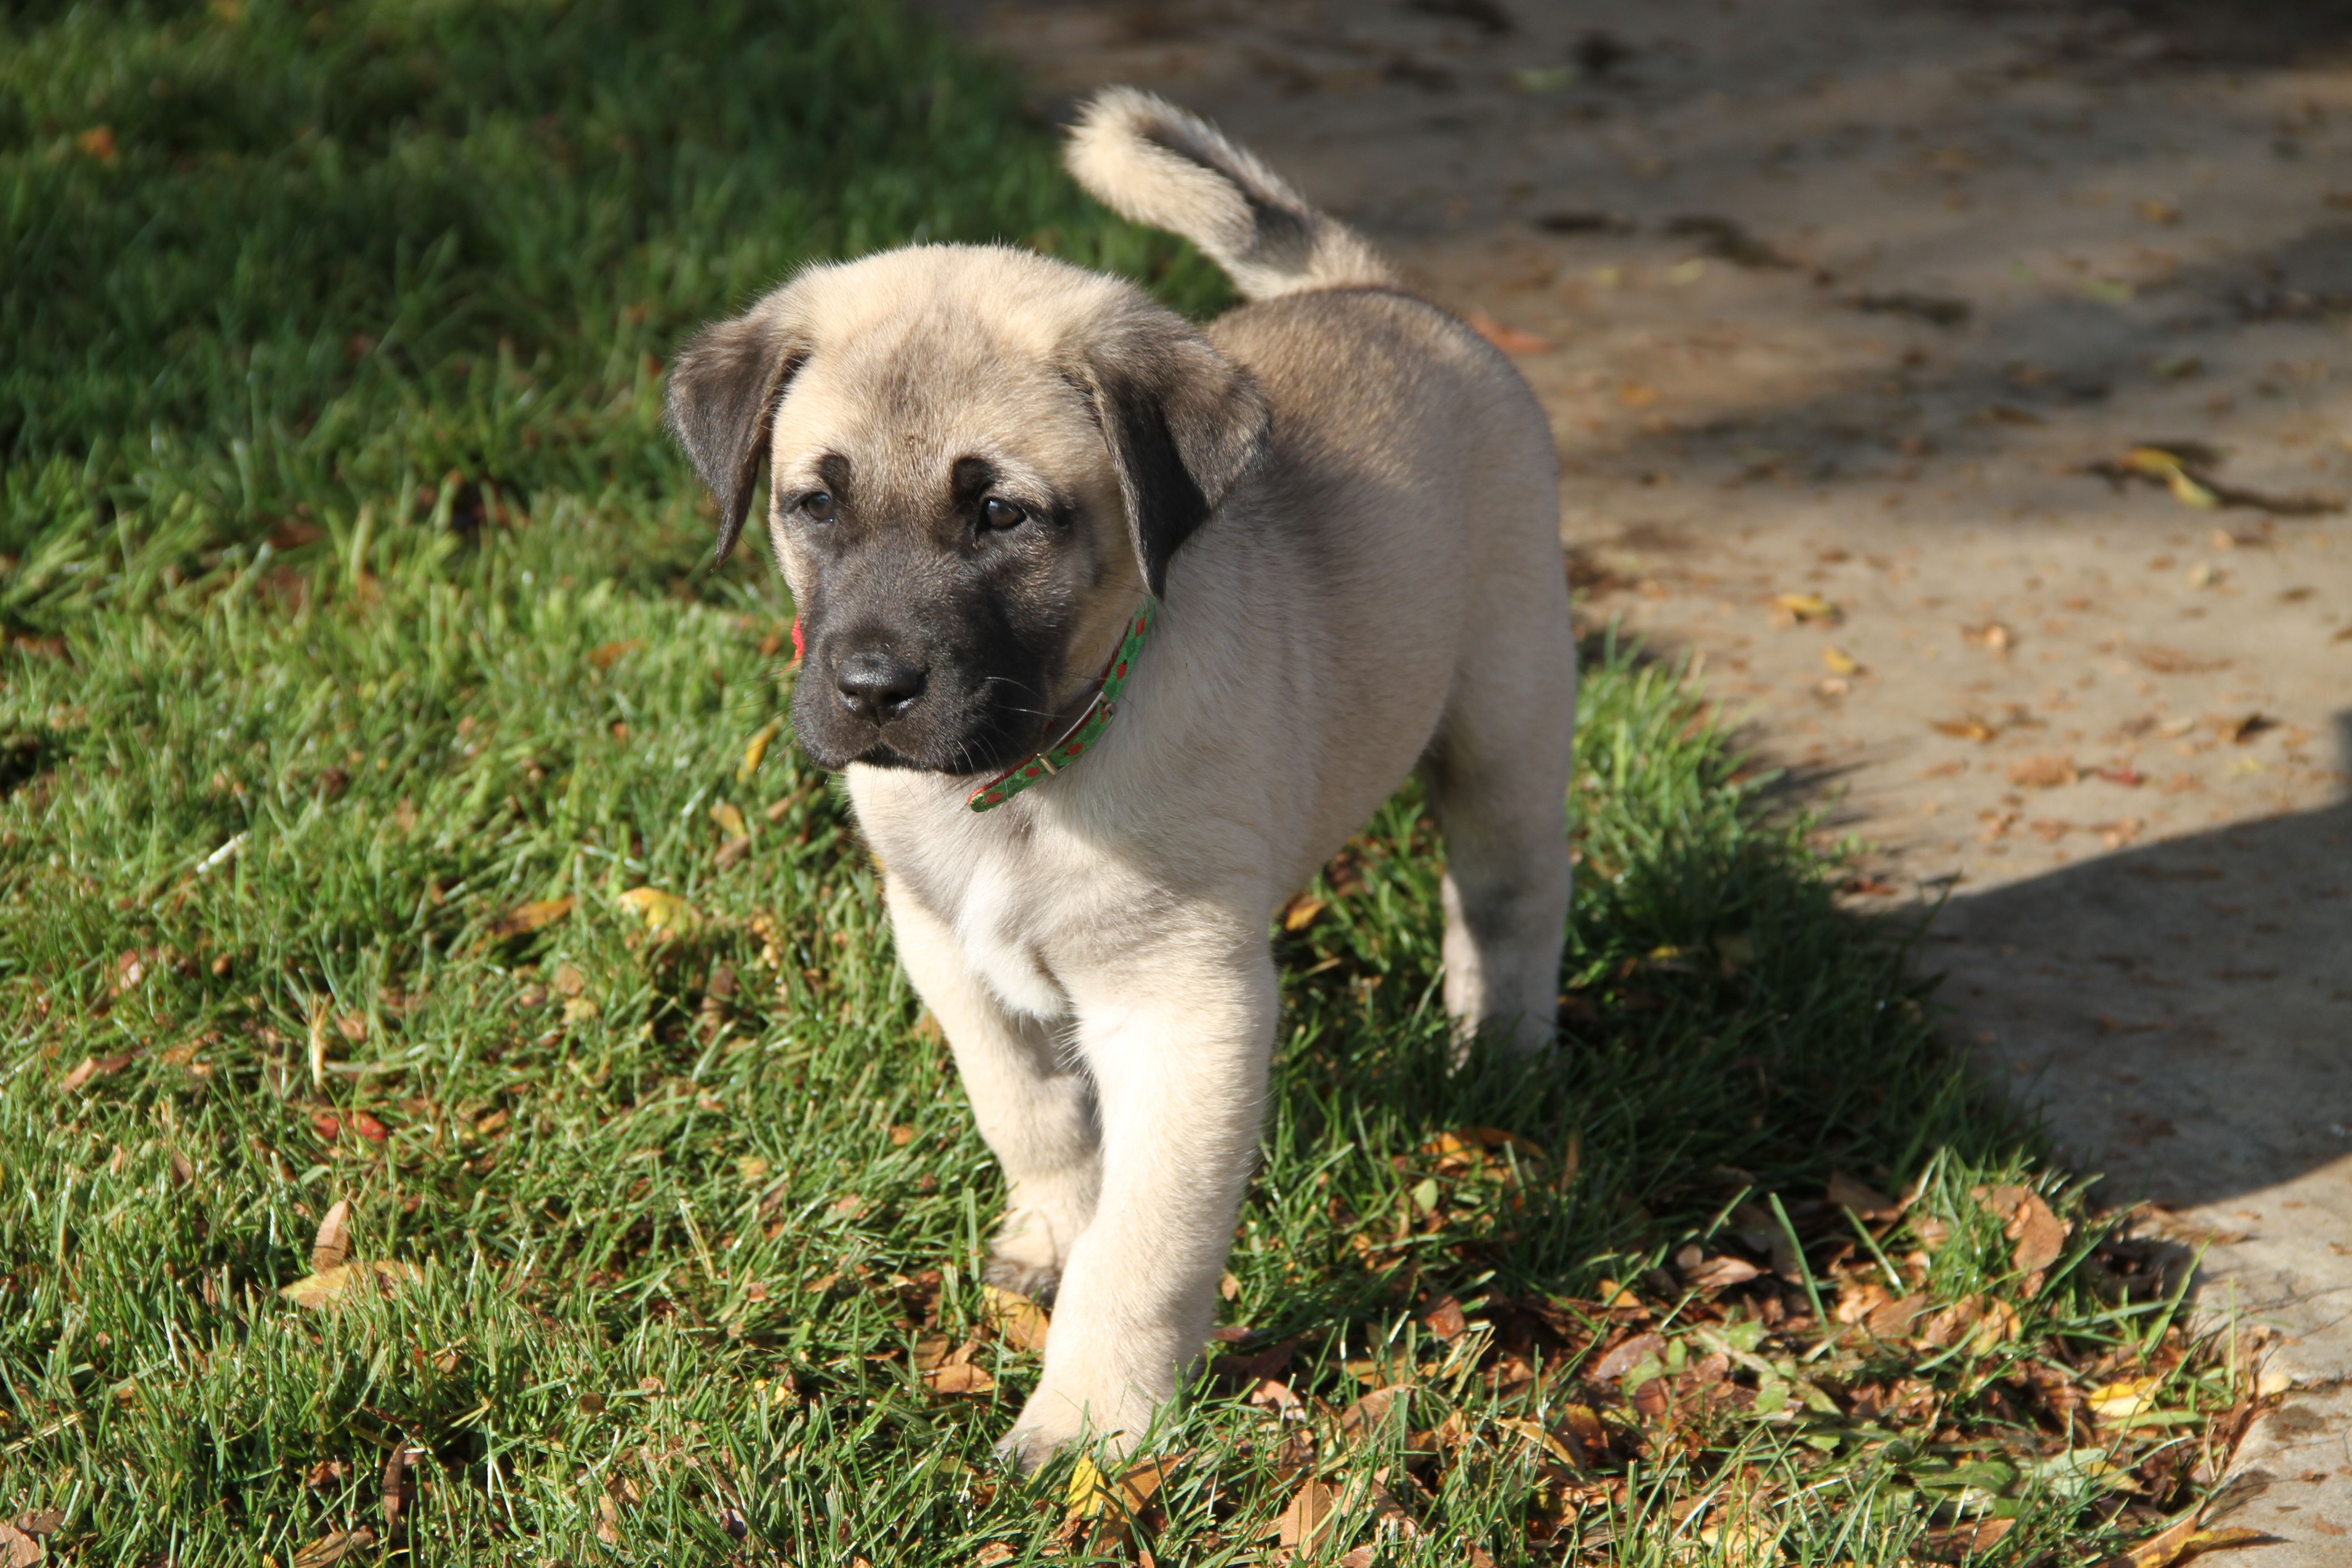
(381, 1443, 421, 1548)
(1338, 1385, 1413, 1446)
(58, 1051, 137, 1094)
(1686, 1254, 1765, 1290)
(1268, 1476, 1341, 1557)
(8, 1515, 61, 1540)
(2136, 645, 2231, 675)
(1865, 1292, 1931, 1340)
(485, 897, 574, 940)
(922, 1358, 995, 1396)
(980, 1284, 1052, 1352)
(1421, 1295, 1468, 1341)
(1924, 1518, 2016, 1558)
(289, 1529, 376, 1568)
(588, 640, 644, 671)
(1977, 1184, 2071, 1281)
(1593, 1332, 1666, 1382)
(1828, 1171, 1902, 1220)
(1248, 1377, 1303, 1417)
(310, 1199, 352, 1273)
(0, 1522, 40, 1568)
(2009, 755, 2079, 789)
(974, 1545, 1016, 1566)
(278, 1260, 420, 1308)
(1465, 311, 1557, 355)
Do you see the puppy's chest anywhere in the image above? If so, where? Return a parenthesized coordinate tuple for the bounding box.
(886, 828, 1079, 1021)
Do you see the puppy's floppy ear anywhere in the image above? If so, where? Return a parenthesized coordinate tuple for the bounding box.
(1075, 308, 1269, 598)
(663, 292, 810, 566)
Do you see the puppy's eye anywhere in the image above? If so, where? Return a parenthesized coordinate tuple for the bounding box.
(980, 496, 1025, 530)
(799, 491, 837, 523)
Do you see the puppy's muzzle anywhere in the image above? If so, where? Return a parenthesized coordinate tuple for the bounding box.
(834, 647, 928, 723)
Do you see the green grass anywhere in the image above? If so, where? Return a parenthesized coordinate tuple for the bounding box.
(0, 3, 2239, 1563)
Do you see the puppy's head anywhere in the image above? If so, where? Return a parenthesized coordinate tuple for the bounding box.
(665, 246, 1266, 777)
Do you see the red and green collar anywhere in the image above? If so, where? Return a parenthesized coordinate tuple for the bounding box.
(969, 598, 1156, 812)
(784, 601, 1156, 812)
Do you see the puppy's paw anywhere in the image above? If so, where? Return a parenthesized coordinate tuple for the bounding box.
(982, 1204, 1074, 1303)
(994, 1383, 1149, 1473)
(981, 1250, 1061, 1304)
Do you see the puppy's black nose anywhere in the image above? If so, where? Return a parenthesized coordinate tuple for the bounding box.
(835, 650, 926, 721)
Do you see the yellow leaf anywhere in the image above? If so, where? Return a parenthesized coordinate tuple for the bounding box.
(1822, 645, 1861, 676)
(738, 720, 782, 784)
(1067, 1453, 1184, 1522)
(278, 1260, 419, 1308)
(1280, 894, 1326, 932)
(615, 886, 697, 933)
(2087, 1374, 2165, 1426)
(980, 1284, 1052, 1352)
(708, 799, 749, 840)
(2098, 1511, 2275, 1568)
(1772, 592, 1841, 625)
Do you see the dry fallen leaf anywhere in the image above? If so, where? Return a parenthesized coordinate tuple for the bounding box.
(1280, 893, 1327, 932)
(2009, 755, 2079, 789)
(58, 1051, 137, 1095)
(310, 1199, 352, 1273)
(1421, 1295, 1468, 1341)
(2098, 1511, 2274, 1568)
(921, 1359, 996, 1396)
(1338, 1384, 1414, 1446)
(588, 639, 644, 671)
(1686, 1254, 1765, 1290)
(1822, 645, 1861, 676)
(2087, 1374, 2165, 1427)
(483, 897, 575, 943)
(289, 1529, 376, 1568)
(1465, 311, 1557, 355)
(1771, 592, 1842, 626)
(615, 886, 698, 933)
(1827, 1171, 1901, 1220)
(1977, 1184, 2071, 1285)
(708, 800, 749, 840)
(0, 1522, 40, 1568)
(278, 1259, 420, 1309)
(1067, 1452, 1186, 1523)
(980, 1284, 1052, 1353)
(1269, 1476, 1341, 1558)
(1865, 1292, 1930, 1340)
(737, 719, 782, 784)
(2136, 645, 2231, 675)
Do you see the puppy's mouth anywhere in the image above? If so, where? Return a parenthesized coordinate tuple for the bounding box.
(791, 664, 1059, 778)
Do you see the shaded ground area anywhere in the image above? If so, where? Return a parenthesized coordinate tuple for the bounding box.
(932, 0, 2352, 1555)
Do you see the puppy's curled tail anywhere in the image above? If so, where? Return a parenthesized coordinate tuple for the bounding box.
(1065, 87, 1398, 302)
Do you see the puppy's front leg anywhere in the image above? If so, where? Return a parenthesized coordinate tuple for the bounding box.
(1002, 932, 1277, 1467)
(885, 882, 1100, 1298)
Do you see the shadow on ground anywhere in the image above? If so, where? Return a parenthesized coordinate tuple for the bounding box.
(1930, 711, 2352, 1207)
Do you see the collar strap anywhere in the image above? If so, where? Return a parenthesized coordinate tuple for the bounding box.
(966, 599, 1156, 812)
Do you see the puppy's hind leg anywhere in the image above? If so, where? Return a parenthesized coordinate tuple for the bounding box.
(1421, 617, 1576, 1061)
(885, 882, 1099, 1299)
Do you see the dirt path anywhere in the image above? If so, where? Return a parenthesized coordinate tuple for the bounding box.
(933, 0, 2352, 1551)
